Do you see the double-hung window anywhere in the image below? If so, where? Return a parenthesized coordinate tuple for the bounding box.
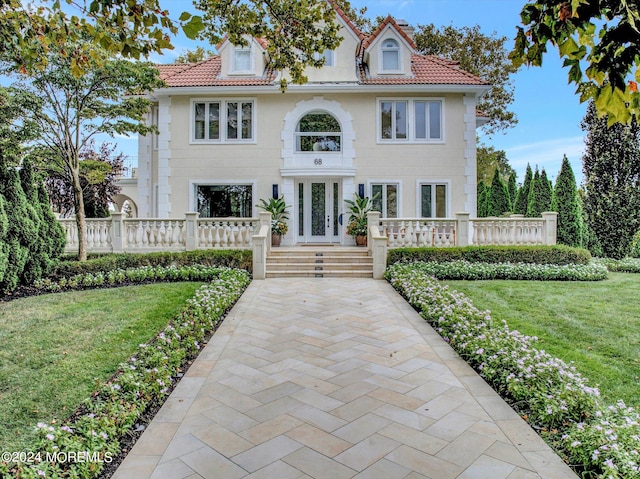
(379, 98, 443, 142)
(371, 183, 399, 218)
(381, 39, 400, 71)
(193, 100, 254, 142)
(233, 47, 252, 73)
(420, 183, 448, 218)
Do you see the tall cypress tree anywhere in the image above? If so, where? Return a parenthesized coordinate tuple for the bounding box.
(0, 153, 34, 291)
(507, 171, 518, 208)
(527, 168, 553, 217)
(477, 182, 489, 217)
(552, 156, 583, 247)
(582, 101, 640, 258)
(526, 168, 540, 217)
(488, 168, 511, 216)
(0, 194, 8, 285)
(37, 182, 66, 261)
(514, 164, 533, 215)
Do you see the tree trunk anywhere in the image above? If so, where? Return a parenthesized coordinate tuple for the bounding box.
(71, 167, 87, 261)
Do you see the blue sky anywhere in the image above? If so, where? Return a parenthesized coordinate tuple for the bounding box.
(113, 0, 588, 185)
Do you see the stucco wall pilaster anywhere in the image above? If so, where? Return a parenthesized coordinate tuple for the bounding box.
(463, 94, 478, 217)
(137, 113, 152, 218)
(156, 96, 172, 217)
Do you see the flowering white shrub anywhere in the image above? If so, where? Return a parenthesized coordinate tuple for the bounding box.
(398, 260, 608, 281)
(5, 268, 250, 479)
(594, 257, 640, 273)
(386, 263, 639, 478)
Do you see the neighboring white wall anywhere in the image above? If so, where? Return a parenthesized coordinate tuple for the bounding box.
(156, 96, 172, 217)
(463, 94, 478, 217)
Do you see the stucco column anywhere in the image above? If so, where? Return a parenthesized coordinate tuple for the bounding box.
(259, 212, 272, 254)
(185, 212, 199, 251)
(367, 211, 381, 249)
(542, 211, 558, 245)
(110, 212, 124, 252)
(455, 212, 470, 247)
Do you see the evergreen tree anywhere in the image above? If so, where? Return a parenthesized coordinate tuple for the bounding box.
(526, 168, 540, 217)
(582, 102, 640, 258)
(19, 158, 48, 284)
(37, 183, 66, 261)
(488, 168, 511, 216)
(0, 152, 35, 291)
(527, 168, 553, 217)
(507, 171, 517, 208)
(552, 156, 583, 247)
(514, 164, 533, 215)
(0, 194, 8, 285)
(477, 182, 489, 217)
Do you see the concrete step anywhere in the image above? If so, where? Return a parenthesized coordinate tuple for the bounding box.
(267, 255, 373, 264)
(265, 247, 373, 278)
(266, 270, 373, 278)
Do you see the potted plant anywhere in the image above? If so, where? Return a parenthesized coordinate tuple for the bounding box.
(257, 196, 290, 246)
(344, 192, 378, 246)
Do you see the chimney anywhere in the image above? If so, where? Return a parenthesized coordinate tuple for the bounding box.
(395, 19, 415, 41)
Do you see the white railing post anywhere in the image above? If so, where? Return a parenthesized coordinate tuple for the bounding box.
(252, 224, 269, 280)
(259, 212, 272, 254)
(370, 224, 387, 280)
(185, 212, 199, 251)
(455, 212, 470, 247)
(367, 211, 381, 251)
(542, 211, 558, 245)
(110, 212, 124, 252)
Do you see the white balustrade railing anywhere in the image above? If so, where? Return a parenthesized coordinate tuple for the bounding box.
(60, 218, 113, 251)
(197, 218, 257, 249)
(124, 219, 186, 249)
(471, 218, 544, 246)
(60, 213, 260, 254)
(378, 219, 457, 248)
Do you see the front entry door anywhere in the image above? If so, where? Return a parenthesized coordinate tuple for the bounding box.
(296, 179, 341, 243)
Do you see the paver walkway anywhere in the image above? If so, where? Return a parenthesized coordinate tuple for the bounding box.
(113, 278, 577, 479)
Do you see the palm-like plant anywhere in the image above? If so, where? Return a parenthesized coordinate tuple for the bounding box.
(344, 192, 379, 236)
(257, 196, 290, 235)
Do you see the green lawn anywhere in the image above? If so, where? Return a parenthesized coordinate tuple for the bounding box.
(444, 273, 640, 408)
(0, 282, 203, 451)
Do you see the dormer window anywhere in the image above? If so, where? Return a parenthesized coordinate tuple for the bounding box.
(381, 39, 400, 71)
(313, 49, 334, 67)
(233, 46, 252, 74)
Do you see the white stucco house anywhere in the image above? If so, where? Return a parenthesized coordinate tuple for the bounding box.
(131, 3, 490, 246)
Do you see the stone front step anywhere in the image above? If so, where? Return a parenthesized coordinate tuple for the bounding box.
(266, 247, 373, 278)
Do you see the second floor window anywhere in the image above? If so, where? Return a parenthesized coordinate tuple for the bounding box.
(296, 112, 342, 152)
(379, 99, 443, 142)
(381, 39, 400, 71)
(193, 100, 254, 142)
(233, 47, 252, 73)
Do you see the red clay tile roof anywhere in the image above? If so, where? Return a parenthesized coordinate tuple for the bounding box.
(363, 15, 417, 50)
(157, 57, 275, 87)
(359, 55, 487, 86)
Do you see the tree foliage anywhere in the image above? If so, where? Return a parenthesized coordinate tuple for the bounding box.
(527, 168, 553, 217)
(415, 24, 518, 134)
(0, 87, 39, 159)
(174, 47, 216, 64)
(487, 169, 512, 216)
(514, 164, 534, 215)
(477, 144, 516, 186)
(582, 101, 640, 258)
(507, 171, 518, 207)
(477, 182, 490, 217)
(512, 0, 640, 125)
(42, 141, 125, 219)
(12, 43, 164, 261)
(552, 155, 583, 247)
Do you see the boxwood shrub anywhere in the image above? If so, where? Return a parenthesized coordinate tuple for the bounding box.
(52, 250, 252, 279)
(387, 245, 591, 266)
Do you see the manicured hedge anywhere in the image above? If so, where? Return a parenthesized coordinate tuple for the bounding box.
(387, 245, 591, 266)
(402, 260, 608, 281)
(52, 249, 252, 279)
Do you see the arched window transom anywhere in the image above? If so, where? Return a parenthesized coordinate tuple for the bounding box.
(381, 38, 400, 71)
(295, 112, 342, 152)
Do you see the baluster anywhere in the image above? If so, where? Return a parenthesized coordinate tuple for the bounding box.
(212, 224, 220, 247)
(165, 221, 173, 246)
(199, 223, 207, 247)
(479, 222, 487, 245)
(100, 221, 108, 247)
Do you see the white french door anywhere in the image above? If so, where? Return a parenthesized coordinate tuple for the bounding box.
(296, 179, 341, 243)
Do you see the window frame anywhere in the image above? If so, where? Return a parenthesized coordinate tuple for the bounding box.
(295, 111, 342, 153)
(368, 181, 401, 218)
(190, 180, 257, 218)
(416, 180, 451, 218)
(380, 38, 401, 73)
(190, 99, 256, 144)
(377, 98, 445, 144)
(231, 46, 254, 75)
(313, 49, 335, 67)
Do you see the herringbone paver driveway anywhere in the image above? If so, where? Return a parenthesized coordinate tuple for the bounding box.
(113, 278, 577, 479)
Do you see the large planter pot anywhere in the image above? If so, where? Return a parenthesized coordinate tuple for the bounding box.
(271, 233, 282, 247)
(354, 235, 367, 246)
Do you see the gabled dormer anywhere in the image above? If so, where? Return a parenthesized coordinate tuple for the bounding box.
(363, 16, 416, 77)
(217, 35, 269, 78)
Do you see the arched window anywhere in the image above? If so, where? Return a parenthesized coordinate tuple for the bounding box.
(295, 112, 342, 152)
(381, 38, 400, 71)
